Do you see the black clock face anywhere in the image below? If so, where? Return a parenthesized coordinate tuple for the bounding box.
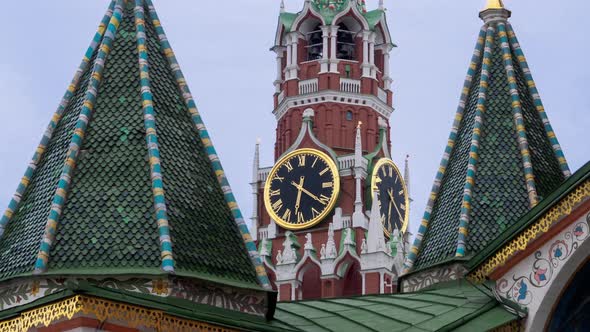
(264, 149, 340, 230)
(372, 158, 409, 236)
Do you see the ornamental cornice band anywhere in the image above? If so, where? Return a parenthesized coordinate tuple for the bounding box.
(0, 295, 238, 332)
(469, 179, 590, 283)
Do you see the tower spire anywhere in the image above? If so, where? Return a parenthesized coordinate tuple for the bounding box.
(404, 4, 569, 275)
(280, 0, 285, 13)
(480, 0, 511, 23)
(484, 0, 505, 10)
(404, 154, 412, 202)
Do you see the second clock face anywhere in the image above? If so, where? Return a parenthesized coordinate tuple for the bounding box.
(371, 158, 409, 237)
(264, 148, 340, 230)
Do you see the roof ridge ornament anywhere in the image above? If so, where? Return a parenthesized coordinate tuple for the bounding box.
(484, 0, 505, 10)
(480, 0, 511, 23)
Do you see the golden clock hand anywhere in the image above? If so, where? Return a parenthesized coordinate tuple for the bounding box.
(387, 198, 393, 228)
(290, 181, 327, 205)
(388, 189, 404, 222)
(294, 176, 305, 214)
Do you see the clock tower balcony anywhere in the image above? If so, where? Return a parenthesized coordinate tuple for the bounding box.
(275, 59, 393, 110)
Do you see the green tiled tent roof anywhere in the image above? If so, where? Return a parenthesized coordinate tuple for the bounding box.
(404, 5, 571, 273)
(0, 0, 269, 291)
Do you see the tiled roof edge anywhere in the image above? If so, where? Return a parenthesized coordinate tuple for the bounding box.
(33, 0, 125, 274)
(403, 26, 488, 273)
(497, 22, 539, 208)
(143, 0, 272, 290)
(455, 25, 495, 258)
(0, 1, 116, 241)
(133, 0, 175, 273)
(506, 23, 571, 177)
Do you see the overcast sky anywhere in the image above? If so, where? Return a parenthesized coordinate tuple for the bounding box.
(0, 0, 588, 239)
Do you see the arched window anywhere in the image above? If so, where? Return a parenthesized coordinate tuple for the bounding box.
(336, 23, 356, 60)
(306, 24, 323, 61)
(346, 110, 353, 121)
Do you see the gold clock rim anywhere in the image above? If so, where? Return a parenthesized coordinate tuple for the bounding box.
(370, 157, 410, 237)
(263, 148, 340, 231)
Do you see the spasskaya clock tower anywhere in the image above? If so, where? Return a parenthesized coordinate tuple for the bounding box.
(250, 0, 411, 301)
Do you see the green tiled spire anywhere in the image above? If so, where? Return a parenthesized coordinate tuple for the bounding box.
(404, 3, 570, 273)
(0, 0, 270, 290)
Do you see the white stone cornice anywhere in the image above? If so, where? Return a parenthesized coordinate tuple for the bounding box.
(273, 90, 393, 121)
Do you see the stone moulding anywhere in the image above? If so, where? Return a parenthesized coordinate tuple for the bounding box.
(0, 277, 267, 317)
(469, 180, 590, 283)
(401, 263, 467, 293)
(0, 295, 239, 332)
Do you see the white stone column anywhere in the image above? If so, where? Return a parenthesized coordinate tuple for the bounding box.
(361, 30, 371, 78)
(289, 32, 300, 79)
(369, 32, 377, 79)
(285, 36, 293, 81)
(274, 47, 286, 93)
(320, 25, 330, 73)
(329, 25, 339, 73)
(383, 49, 392, 90)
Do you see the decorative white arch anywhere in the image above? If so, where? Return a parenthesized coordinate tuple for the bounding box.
(529, 236, 589, 331)
(332, 5, 369, 31)
(494, 211, 590, 331)
(292, 3, 326, 33)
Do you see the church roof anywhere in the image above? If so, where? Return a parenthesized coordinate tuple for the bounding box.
(0, 0, 269, 291)
(0, 279, 519, 332)
(468, 160, 590, 281)
(280, 0, 384, 30)
(272, 280, 518, 331)
(311, 0, 368, 24)
(404, 4, 571, 273)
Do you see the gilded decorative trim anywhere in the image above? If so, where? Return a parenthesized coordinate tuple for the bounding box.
(33, 0, 125, 273)
(144, 0, 271, 289)
(469, 179, 590, 283)
(0, 1, 115, 240)
(403, 27, 487, 272)
(0, 295, 238, 332)
(133, 0, 174, 272)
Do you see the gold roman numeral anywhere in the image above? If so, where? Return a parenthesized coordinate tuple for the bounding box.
(375, 177, 382, 184)
(312, 157, 319, 168)
(284, 161, 294, 172)
(282, 208, 292, 222)
(298, 155, 306, 166)
(399, 190, 404, 196)
(322, 182, 333, 188)
(389, 166, 393, 177)
(400, 204, 406, 211)
(297, 212, 305, 224)
(311, 208, 321, 218)
(273, 175, 285, 182)
(319, 167, 330, 176)
(269, 189, 280, 197)
(272, 199, 283, 211)
(318, 194, 330, 205)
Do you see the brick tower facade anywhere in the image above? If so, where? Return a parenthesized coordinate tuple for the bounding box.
(251, 0, 410, 301)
